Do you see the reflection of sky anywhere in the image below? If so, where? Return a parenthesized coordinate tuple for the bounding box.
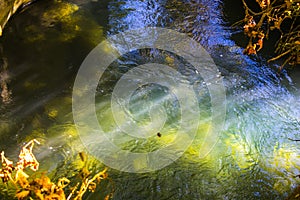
(172, 0, 234, 48)
(108, 0, 171, 35)
(102, 0, 300, 196)
(107, 0, 233, 48)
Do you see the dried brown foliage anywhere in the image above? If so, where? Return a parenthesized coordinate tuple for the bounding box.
(236, 0, 300, 69)
(0, 140, 113, 200)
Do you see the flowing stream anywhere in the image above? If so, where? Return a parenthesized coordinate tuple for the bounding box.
(1, 0, 300, 199)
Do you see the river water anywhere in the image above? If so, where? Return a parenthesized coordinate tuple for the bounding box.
(1, 0, 300, 199)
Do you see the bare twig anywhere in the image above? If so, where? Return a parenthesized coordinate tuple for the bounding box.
(268, 49, 293, 62)
(288, 138, 300, 142)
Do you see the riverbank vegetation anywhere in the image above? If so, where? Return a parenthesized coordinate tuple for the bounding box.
(236, 0, 299, 69)
(0, 140, 113, 200)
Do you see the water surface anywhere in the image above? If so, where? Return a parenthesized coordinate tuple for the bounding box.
(0, 0, 300, 199)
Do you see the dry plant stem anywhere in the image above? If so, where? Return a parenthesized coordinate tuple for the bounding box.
(288, 138, 300, 142)
(268, 48, 293, 62)
(0, 151, 15, 184)
(279, 56, 293, 71)
(1, 140, 112, 199)
(242, 0, 264, 15)
(73, 167, 108, 200)
(240, 0, 299, 68)
(67, 183, 80, 200)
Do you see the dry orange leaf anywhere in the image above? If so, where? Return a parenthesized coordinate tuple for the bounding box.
(243, 44, 257, 55)
(16, 190, 30, 200)
(15, 170, 29, 188)
(17, 139, 40, 171)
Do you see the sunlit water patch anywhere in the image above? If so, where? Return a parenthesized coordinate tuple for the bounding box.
(0, 0, 300, 199)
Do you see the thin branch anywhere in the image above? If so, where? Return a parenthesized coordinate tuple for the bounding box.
(242, 0, 265, 15)
(288, 138, 300, 142)
(268, 49, 292, 62)
(279, 56, 292, 71)
(232, 19, 245, 27)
